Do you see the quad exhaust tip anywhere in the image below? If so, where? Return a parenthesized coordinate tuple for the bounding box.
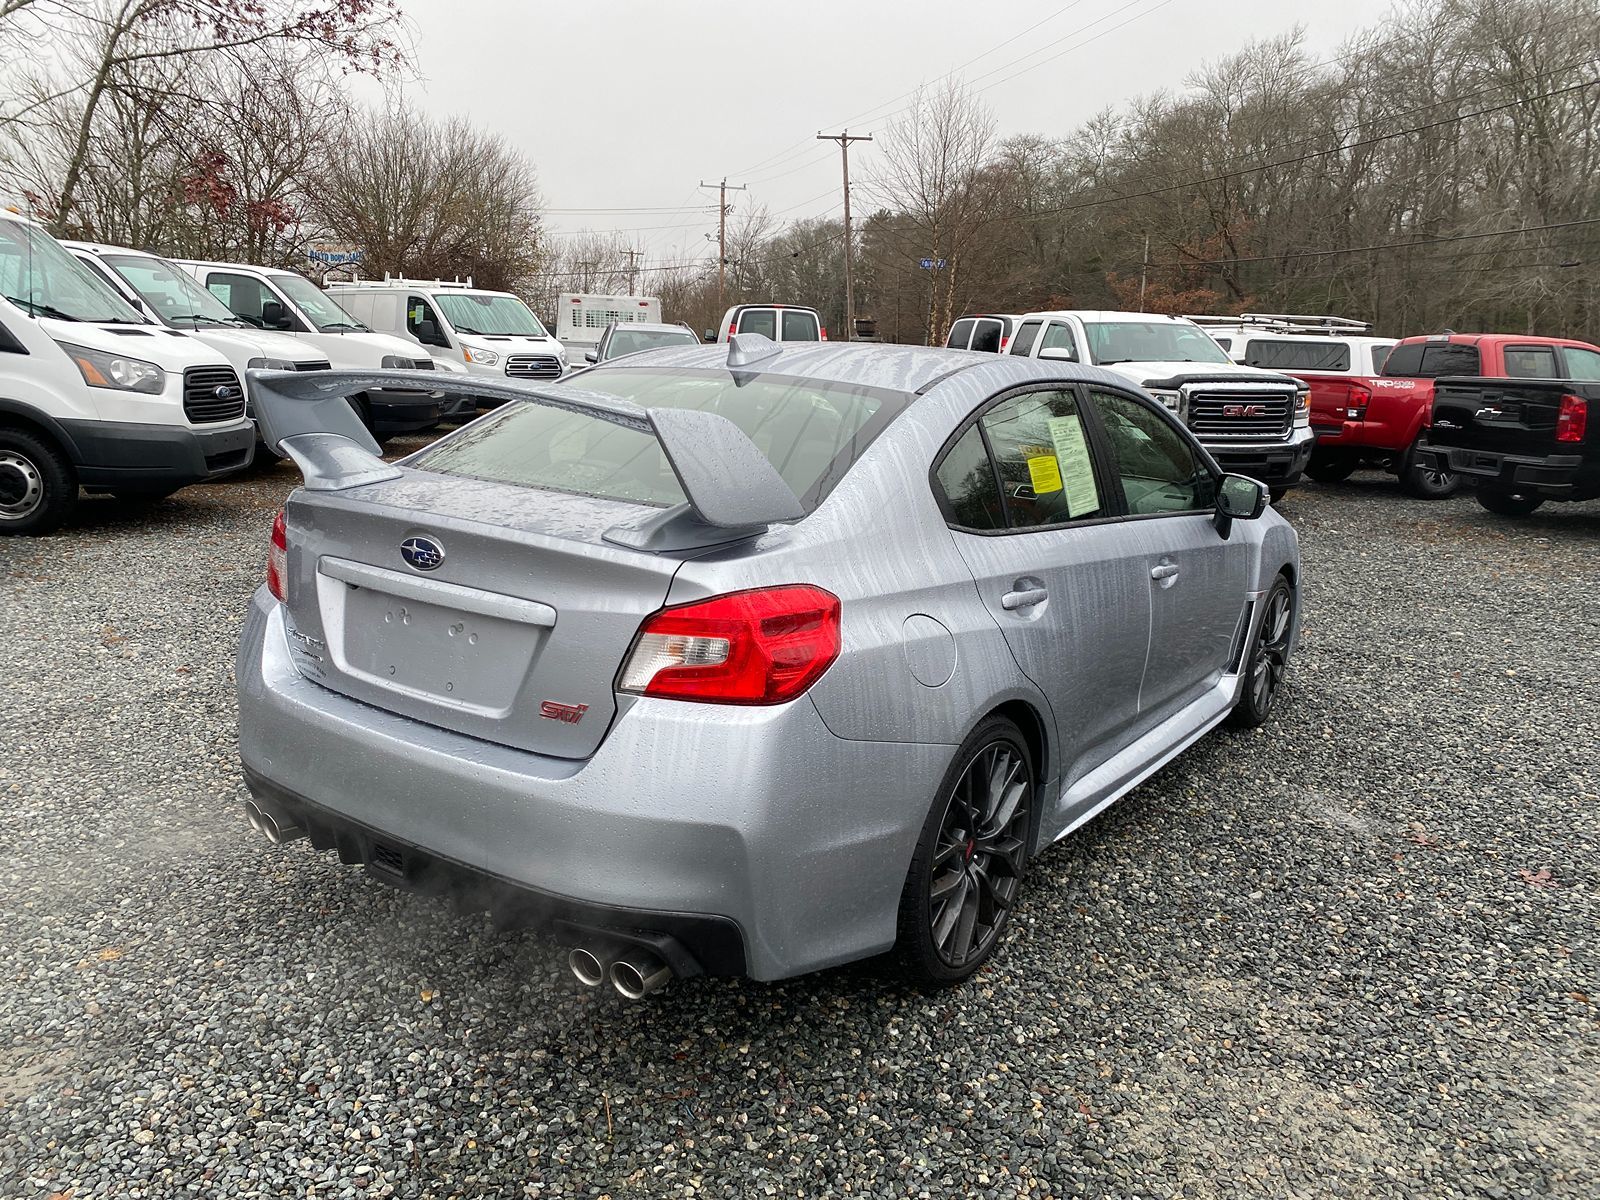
(568, 947, 606, 988)
(243, 799, 306, 846)
(608, 949, 673, 1000)
(567, 944, 673, 999)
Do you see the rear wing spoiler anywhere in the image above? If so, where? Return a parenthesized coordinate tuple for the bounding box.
(248, 368, 806, 539)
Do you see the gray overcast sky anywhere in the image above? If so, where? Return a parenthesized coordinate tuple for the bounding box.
(395, 0, 1397, 266)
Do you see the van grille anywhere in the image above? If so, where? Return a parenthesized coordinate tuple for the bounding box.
(505, 355, 562, 380)
(183, 366, 246, 423)
(1186, 390, 1294, 439)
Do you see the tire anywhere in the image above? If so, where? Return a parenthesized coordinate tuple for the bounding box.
(0, 427, 77, 536)
(1476, 487, 1545, 517)
(1269, 486, 1290, 506)
(1399, 444, 1460, 499)
(1305, 455, 1356, 484)
(895, 717, 1034, 985)
(1229, 575, 1294, 729)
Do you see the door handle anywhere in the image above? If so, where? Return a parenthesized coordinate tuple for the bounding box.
(1150, 563, 1180, 581)
(1001, 587, 1049, 610)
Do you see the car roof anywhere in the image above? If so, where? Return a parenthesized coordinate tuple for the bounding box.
(607, 322, 697, 335)
(580, 339, 1137, 396)
(61, 239, 161, 258)
(1017, 310, 1197, 323)
(1391, 332, 1595, 348)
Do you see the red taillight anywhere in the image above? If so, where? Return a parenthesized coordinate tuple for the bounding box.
(1557, 394, 1587, 443)
(266, 509, 288, 602)
(820, 327, 828, 341)
(999, 336, 1010, 351)
(1346, 383, 1371, 419)
(727, 321, 738, 339)
(618, 585, 841, 705)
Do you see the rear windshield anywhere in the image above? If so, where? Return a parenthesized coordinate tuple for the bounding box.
(737, 309, 777, 339)
(782, 310, 821, 341)
(946, 318, 974, 350)
(604, 327, 696, 358)
(1382, 342, 1481, 378)
(1244, 339, 1351, 372)
(970, 318, 1004, 352)
(411, 368, 907, 512)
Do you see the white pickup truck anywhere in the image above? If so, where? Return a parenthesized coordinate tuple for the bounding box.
(1006, 310, 1314, 499)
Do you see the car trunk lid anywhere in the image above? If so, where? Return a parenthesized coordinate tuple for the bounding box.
(280, 470, 682, 759)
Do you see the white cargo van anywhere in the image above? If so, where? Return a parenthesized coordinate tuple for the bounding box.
(328, 278, 568, 382)
(175, 259, 445, 436)
(556, 292, 662, 362)
(712, 303, 825, 344)
(66, 242, 332, 453)
(0, 212, 254, 534)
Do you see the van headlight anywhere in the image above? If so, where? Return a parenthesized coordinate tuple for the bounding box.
(246, 356, 298, 371)
(58, 341, 164, 394)
(463, 345, 499, 366)
(1148, 388, 1181, 412)
(381, 354, 415, 369)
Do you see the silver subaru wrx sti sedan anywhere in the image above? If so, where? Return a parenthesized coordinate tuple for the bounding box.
(236, 335, 1300, 995)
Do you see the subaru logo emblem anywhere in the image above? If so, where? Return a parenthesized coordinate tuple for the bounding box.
(214, 384, 241, 400)
(400, 535, 445, 572)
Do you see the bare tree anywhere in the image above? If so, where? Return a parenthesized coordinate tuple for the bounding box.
(866, 80, 996, 343)
(316, 104, 543, 291)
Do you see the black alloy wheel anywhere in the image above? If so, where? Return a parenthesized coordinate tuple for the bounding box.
(1400, 444, 1460, 499)
(897, 718, 1033, 984)
(1230, 575, 1294, 728)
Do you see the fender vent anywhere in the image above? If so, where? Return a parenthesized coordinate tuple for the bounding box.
(1227, 598, 1257, 673)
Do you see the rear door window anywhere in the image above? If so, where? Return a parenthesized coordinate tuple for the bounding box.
(781, 309, 820, 341)
(1009, 320, 1042, 357)
(977, 390, 1108, 528)
(1245, 339, 1351, 372)
(1503, 346, 1558, 378)
(1370, 343, 1395, 373)
(946, 318, 975, 350)
(1382, 342, 1481, 378)
(737, 309, 777, 339)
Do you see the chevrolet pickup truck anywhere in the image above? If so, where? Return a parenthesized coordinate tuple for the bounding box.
(1418, 354, 1600, 516)
(1299, 333, 1599, 500)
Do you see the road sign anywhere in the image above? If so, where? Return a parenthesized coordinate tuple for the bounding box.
(917, 257, 948, 270)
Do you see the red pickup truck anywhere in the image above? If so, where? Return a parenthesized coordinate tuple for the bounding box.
(1304, 333, 1600, 497)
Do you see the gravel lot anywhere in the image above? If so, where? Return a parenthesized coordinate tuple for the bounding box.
(1, 450, 1596, 1200)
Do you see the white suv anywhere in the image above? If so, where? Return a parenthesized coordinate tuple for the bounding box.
(0, 213, 253, 535)
(327, 279, 568, 382)
(1007, 310, 1313, 499)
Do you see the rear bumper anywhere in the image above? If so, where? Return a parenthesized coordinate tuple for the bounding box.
(235, 590, 953, 981)
(1205, 426, 1315, 488)
(1417, 443, 1594, 498)
(62, 418, 254, 487)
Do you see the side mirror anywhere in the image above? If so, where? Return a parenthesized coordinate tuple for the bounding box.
(703, 329, 715, 343)
(261, 300, 288, 329)
(1214, 473, 1267, 537)
(1037, 346, 1078, 363)
(584, 350, 597, 363)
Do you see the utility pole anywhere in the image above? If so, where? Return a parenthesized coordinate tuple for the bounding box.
(699, 178, 746, 312)
(817, 129, 872, 341)
(623, 248, 642, 296)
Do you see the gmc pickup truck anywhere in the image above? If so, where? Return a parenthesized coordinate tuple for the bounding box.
(1418, 348, 1600, 516)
